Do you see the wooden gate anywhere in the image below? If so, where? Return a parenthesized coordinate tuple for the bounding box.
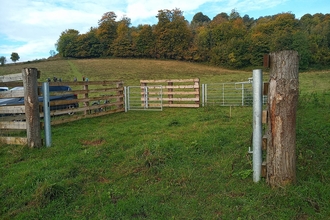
(140, 79, 200, 108)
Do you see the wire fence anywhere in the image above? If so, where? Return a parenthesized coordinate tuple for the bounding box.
(202, 82, 261, 107)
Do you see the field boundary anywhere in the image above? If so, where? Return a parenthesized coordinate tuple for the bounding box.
(0, 70, 125, 146)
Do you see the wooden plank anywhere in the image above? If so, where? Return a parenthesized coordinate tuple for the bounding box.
(47, 99, 79, 106)
(45, 87, 123, 96)
(194, 80, 200, 105)
(38, 80, 123, 87)
(146, 91, 199, 95)
(141, 78, 199, 83)
(147, 103, 199, 108)
(75, 95, 124, 104)
(0, 73, 22, 82)
(0, 90, 24, 98)
(262, 110, 268, 124)
(263, 82, 269, 95)
(261, 161, 267, 177)
(143, 85, 199, 89)
(163, 103, 199, 108)
(0, 106, 25, 114)
(0, 114, 25, 122)
(144, 97, 199, 102)
(0, 136, 28, 145)
(0, 121, 26, 130)
(0, 81, 23, 87)
(262, 135, 267, 151)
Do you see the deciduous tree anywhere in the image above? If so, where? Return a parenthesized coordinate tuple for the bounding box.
(0, 56, 6, 66)
(55, 29, 79, 57)
(154, 8, 192, 59)
(97, 11, 118, 56)
(10, 52, 20, 63)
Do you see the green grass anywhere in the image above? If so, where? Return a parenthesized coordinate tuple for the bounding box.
(1, 58, 330, 219)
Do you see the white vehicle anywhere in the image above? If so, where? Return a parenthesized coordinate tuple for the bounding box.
(0, 87, 9, 92)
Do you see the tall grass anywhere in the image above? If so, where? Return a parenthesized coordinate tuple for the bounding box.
(1, 59, 330, 219)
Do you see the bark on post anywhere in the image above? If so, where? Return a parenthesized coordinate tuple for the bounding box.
(22, 68, 42, 148)
(266, 50, 299, 187)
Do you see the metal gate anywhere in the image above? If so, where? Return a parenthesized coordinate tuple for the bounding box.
(126, 86, 163, 111)
(201, 81, 253, 106)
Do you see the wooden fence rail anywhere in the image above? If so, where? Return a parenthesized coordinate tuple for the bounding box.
(0, 69, 41, 147)
(39, 81, 125, 126)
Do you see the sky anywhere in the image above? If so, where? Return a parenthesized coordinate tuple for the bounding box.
(1, 0, 329, 63)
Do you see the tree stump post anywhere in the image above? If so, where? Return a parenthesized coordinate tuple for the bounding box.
(22, 68, 42, 148)
(266, 50, 299, 187)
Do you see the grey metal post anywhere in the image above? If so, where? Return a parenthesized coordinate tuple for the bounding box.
(242, 83, 244, 106)
(124, 86, 128, 112)
(205, 84, 207, 106)
(222, 83, 225, 106)
(202, 84, 205, 107)
(127, 87, 130, 111)
(42, 82, 51, 147)
(252, 69, 263, 182)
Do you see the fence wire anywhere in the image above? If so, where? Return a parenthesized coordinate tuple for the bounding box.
(202, 82, 254, 106)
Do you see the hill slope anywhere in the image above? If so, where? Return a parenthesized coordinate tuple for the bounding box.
(0, 58, 330, 219)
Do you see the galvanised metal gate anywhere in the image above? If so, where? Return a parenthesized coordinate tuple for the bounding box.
(201, 81, 254, 106)
(125, 86, 163, 111)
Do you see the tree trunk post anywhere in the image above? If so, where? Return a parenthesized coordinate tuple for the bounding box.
(266, 50, 299, 187)
(22, 68, 42, 148)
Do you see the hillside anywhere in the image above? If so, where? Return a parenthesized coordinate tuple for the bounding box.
(0, 58, 330, 219)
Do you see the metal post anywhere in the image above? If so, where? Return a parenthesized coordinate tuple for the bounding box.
(253, 69, 263, 182)
(222, 83, 225, 106)
(124, 86, 128, 112)
(42, 82, 51, 147)
(205, 84, 208, 106)
(202, 84, 205, 107)
(160, 85, 163, 111)
(127, 87, 130, 111)
(242, 83, 244, 106)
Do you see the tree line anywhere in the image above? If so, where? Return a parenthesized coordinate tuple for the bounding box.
(0, 52, 20, 65)
(55, 9, 330, 70)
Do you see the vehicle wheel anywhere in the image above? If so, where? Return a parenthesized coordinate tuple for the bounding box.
(67, 105, 75, 115)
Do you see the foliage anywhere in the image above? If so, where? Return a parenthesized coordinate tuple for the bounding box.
(0, 56, 6, 66)
(10, 52, 20, 63)
(54, 10, 330, 70)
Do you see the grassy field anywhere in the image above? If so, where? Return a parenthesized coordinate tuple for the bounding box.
(1, 59, 330, 219)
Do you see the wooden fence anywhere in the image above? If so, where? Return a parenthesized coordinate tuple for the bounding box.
(140, 78, 200, 108)
(0, 69, 40, 146)
(41, 80, 125, 126)
(0, 69, 125, 146)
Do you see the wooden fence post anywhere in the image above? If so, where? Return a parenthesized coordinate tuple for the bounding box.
(266, 50, 299, 187)
(194, 78, 200, 106)
(168, 81, 173, 105)
(83, 83, 89, 115)
(22, 68, 42, 148)
(116, 82, 124, 109)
